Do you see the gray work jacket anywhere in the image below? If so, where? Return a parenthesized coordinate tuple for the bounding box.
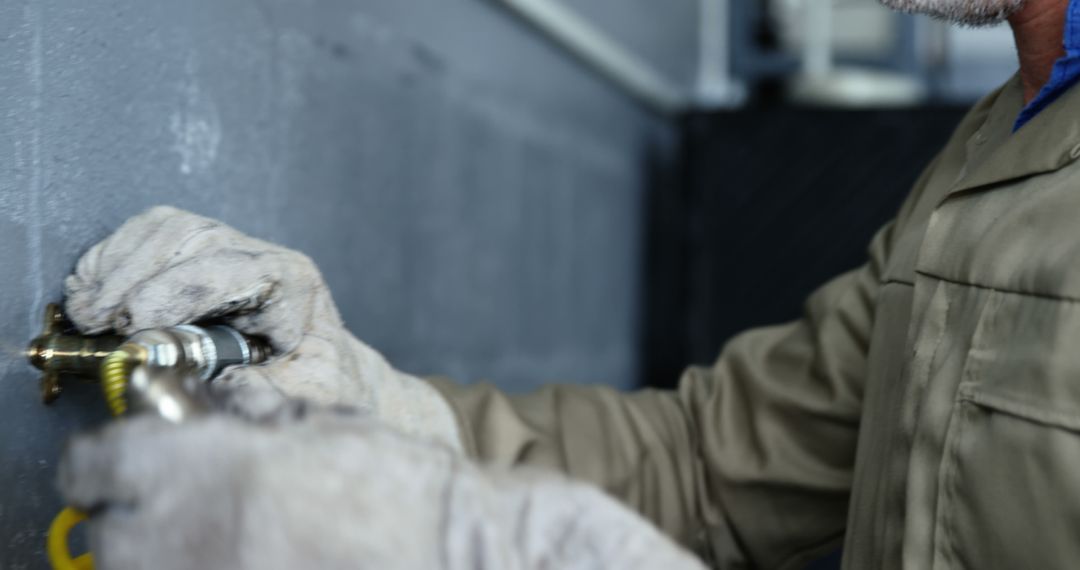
(432, 74, 1080, 569)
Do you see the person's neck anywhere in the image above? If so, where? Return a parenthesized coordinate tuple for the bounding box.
(1010, 0, 1071, 103)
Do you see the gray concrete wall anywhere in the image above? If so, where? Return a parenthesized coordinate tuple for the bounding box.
(0, 0, 687, 565)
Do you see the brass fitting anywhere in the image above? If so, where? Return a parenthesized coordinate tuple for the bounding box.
(25, 303, 122, 403)
(25, 304, 272, 412)
(26, 302, 273, 418)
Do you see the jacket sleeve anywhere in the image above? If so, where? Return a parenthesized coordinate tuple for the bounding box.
(427, 221, 893, 569)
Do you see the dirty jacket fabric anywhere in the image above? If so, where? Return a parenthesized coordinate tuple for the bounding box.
(430, 74, 1080, 569)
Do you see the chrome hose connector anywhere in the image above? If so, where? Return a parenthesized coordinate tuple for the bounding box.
(118, 325, 271, 421)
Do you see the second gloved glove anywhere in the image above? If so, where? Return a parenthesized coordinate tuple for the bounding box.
(60, 408, 707, 570)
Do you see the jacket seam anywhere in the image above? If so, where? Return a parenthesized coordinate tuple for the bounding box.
(915, 270, 1080, 303)
(958, 386, 1080, 432)
(938, 399, 971, 569)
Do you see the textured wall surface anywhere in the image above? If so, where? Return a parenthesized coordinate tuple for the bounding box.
(0, 0, 686, 565)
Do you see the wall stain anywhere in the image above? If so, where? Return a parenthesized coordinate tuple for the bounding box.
(170, 55, 221, 176)
(23, 1, 44, 337)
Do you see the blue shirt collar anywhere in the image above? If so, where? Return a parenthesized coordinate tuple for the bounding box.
(1014, 0, 1080, 131)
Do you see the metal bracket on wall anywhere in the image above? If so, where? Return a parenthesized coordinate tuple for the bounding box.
(487, 0, 745, 115)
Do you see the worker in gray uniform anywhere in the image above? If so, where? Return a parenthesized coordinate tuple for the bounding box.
(60, 0, 1080, 567)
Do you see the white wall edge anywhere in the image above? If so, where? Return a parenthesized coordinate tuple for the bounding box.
(489, 0, 694, 114)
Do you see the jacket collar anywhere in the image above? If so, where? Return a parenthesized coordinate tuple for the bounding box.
(951, 73, 1080, 196)
(1013, 0, 1080, 130)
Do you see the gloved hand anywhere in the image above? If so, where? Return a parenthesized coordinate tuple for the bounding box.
(60, 409, 705, 570)
(64, 206, 461, 450)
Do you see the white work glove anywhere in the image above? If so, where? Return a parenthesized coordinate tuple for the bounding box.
(59, 408, 705, 570)
(64, 206, 461, 450)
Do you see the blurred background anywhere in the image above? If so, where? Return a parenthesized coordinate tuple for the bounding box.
(0, 0, 1017, 567)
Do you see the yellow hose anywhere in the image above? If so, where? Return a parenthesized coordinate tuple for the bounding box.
(100, 349, 135, 417)
(49, 348, 140, 570)
(47, 507, 94, 570)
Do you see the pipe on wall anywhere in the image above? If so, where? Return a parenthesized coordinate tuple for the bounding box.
(696, 0, 746, 107)
(488, 0, 690, 114)
(490, 0, 746, 113)
(803, 0, 833, 77)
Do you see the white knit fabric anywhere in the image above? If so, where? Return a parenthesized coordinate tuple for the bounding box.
(61, 412, 705, 570)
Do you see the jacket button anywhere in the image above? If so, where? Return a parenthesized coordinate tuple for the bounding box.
(1070, 143, 1080, 159)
